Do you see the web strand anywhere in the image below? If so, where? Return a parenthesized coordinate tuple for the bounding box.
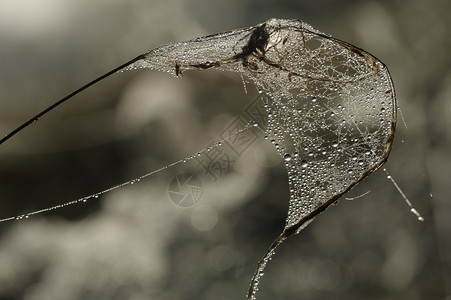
(384, 168, 424, 221)
(0, 118, 257, 223)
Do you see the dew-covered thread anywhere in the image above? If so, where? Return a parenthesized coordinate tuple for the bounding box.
(0, 120, 257, 223)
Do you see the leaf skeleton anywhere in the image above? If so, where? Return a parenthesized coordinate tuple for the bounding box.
(0, 18, 408, 299)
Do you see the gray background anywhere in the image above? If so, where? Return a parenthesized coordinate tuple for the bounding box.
(0, 0, 449, 299)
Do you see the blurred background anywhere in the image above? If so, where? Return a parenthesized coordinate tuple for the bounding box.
(0, 0, 449, 299)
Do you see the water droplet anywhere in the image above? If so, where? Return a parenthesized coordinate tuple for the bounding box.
(283, 154, 292, 162)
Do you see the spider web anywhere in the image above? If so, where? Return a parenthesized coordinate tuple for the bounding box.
(122, 18, 396, 299)
(124, 18, 396, 230)
(1, 18, 396, 299)
(240, 20, 396, 229)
